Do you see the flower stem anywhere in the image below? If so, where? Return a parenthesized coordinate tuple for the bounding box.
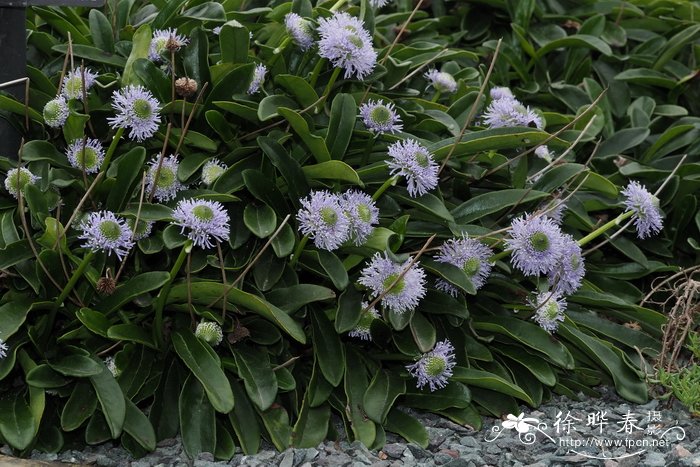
(489, 249, 510, 263)
(290, 235, 309, 269)
(54, 250, 95, 309)
(431, 91, 441, 103)
(309, 58, 326, 88)
(372, 174, 399, 201)
(100, 126, 124, 173)
(577, 210, 634, 248)
(329, 0, 347, 11)
(316, 67, 342, 113)
(153, 240, 193, 349)
(361, 133, 378, 166)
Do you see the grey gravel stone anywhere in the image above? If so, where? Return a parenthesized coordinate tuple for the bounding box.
(383, 443, 406, 458)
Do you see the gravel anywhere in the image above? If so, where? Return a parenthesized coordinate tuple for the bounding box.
(4, 387, 699, 467)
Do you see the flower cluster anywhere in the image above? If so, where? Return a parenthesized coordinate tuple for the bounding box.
(248, 64, 268, 94)
(65, 138, 105, 173)
(622, 181, 663, 239)
(78, 211, 135, 260)
(62, 67, 98, 101)
(145, 155, 186, 202)
(387, 139, 439, 197)
(107, 85, 162, 141)
(284, 13, 314, 50)
(172, 199, 231, 249)
(201, 159, 228, 186)
(43, 96, 69, 128)
(149, 28, 189, 62)
(348, 303, 380, 341)
(359, 100, 403, 134)
(483, 86, 543, 129)
(358, 252, 426, 314)
(195, 321, 224, 346)
(297, 189, 379, 250)
(4, 167, 40, 199)
(528, 291, 567, 333)
(434, 237, 494, 296)
(425, 69, 458, 94)
(317, 12, 377, 80)
(406, 340, 456, 391)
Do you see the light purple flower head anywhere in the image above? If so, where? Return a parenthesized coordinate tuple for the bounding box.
(358, 252, 426, 314)
(359, 100, 403, 134)
(406, 339, 456, 391)
(387, 139, 439, 197)
(0, 339, 8, 359)
(425, 70, 457, 94)
(483, 97, 543, 129)
(490, 86, 514, 101)
(195, 321, 224, 346)
(528, 291, 567, 333)
(149, 28, 189, 62)
(348, 303, 380, 341)
(107, 85, 162, 142)
(78, 211, 135, 260)
(43, 96, 69, 128)
(317, 12, 377, 80)
(4, 167, 40, 199)
(146, 155, 186, 202)
(126, 218, 154, 242)
(621, 181, 663, 239)
(369, 0, 390, 8)
(535, 145, 553, 162)
(66, 138, 105, 173)
(62, 67, 98, 101)
(539, 197, 567, 225)
(297, 190, 350, 251)
(172, 199, 231, 249)
(435, 238, 493, 295)
(506, 214, 565, 277)
(212, 26, 222, 35)
(284, 13, 314, 50)
(201, 159, 228, 186)
(548, 234, 585, 295)
(248, 64, 268, 95)
(340, 190, 379, 246)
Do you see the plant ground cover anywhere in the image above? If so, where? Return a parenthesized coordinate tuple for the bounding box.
(0, 0, 699, 460)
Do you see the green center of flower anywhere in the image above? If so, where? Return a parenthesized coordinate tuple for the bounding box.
(382, 273, 405, 295)
(357, 310, 376, 331)
(348, 34, 364, 48)
(425, 356, 446, 377)
(44, 101, 61, 121)
(463, 257, 480, 277)
(99, 220, 122, 241)
(76, 147, 98, 169)
(529, 231, 550, 252)
(542, 300, 560, 320)
(8, 170, 32, 192)
(192, 205, 214, 222)
(132, 98, 153, 119)
(370, 105, 391, 125)
(320, 207, 338, 226)
(203, 165, 225, 184)
(64, 77, 83, 98)
(155, 167, 175, 188)
(357, 204, 372, 223)
(154, 37, 168, 54)
(415, 152, 430, 168)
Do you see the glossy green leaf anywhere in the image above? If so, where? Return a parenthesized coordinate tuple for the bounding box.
(96, 272, 170, 314)
(326, 94, 357, 160)
(89, 361, 126, 439)
(0, 393, 36, 450)
(452, 189, 549, 223)
(123, 399, 156, 452)
(122, 24, 151, 85)
(228, 379, 261, 455)
(233, 345, 277, 411)
(50, 355, 103, 377)
(179, 375, 216, 458)
(385, 409, 428, 448)
(363, 370, 405, 424)
(451, 367, 535, 405)
(243, 204, 277, 238)
(311, 311, 344, 386)
(278, 108, 331, 162)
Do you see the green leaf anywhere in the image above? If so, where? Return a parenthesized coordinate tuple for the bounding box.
(300, 250, 349, 290)
(89, 361, 126, 439)
(179, 375, 216, 458)
(258, 404, 291, 451)
(228, 379, 261, 455)
(535, 34, 612, 59)
(26, 365, 68, 388)
(215, 420, 236, 461)
(404, 383, 471, 410)
(106, 147, 146, 212)
(653, 23, 700, 71)
(172, 330, 234, 413)
(243, 204, 277, 238)
(0, 298, 32, 341)
(326, 94, 357, 160)
(107, 324, 156, 349)
(311, 312, 344, 387)
(271, 224, 295, 258)
(472, 316, 574, 369)
(614, 69, 677, 89)
(335, 286, 364, 333)
(220, 23, 249, 63)
(390, 187, 454, 222)
(421, 258, 476, 296)
(61, 381, 97, 432)
(0, 95, 43, 123)
(429, 127, 567, 159)
(266, 284, 336, 313)
(233, 345, 278, 411)
(409, 312, 436, 353)
(363, 370, 405, 424)
(278, 108, 331, 163)
(258, 136, 310, 202)
(385, 409, 428, 448)
(451, 189, 549, 223)
(275, 74, 319, 108)
(0, 393, 36, 450)
(302, 161, 363, 185)
(292, 399, 330, 448)
(122, 24, 151, 86)
(344, 348, 376, 447)
(50, 355, 103, 377)
(451, 367, 535, 405)
(123, 398, 156, 452)
(51, 44, 126, 67)
(0, 240, 34, 270)
(96, 272, 170, 314)
(597, 128, 650, 158)
(182, 27, 210, 84)
(258, 95, 298, 121)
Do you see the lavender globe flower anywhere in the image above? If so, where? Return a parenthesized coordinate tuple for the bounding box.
(483, 98, 543, 129)
(358, 252, 427, 314)
(149, 28, 189, 62)
(548, 234, 585, 295)
(528, 291, 567, 333)
(621, 181, 663, 239)
(0, 339, 8, 360)
(340, 190, 379, 246)
(78, 211, 135, 260)
(62, 67, 98, 101)
(348, 303, 380, 341)
(172, 199, 231, 249)
(146, 155, 186, 202)
(406, 340, 456, 391)
(247, 64, 268, 95)
(4, 167, 40, 199)
(539, 198, 567, 225)
(506, 214, 565, 277)
(369, 0, 390, 7)
(201, 159, 228, 185)
(317, 12, 377, 80)
(126, 218, 154, 242)
(490, 86, 514, 101)
(425, 70, 457, 94)
(435, 238, 494, 294)
(43, 96, 69, 128)
(284, 13, 314, 50)
(387, 139, 439, 197)
(107, 85, 162, 142)
(65, 138, 105, 173)
(359, 100, 403, 134)
(195, 321, 224, 346)
(297, 190, 350, 251)
(535, 145, 553, 162)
